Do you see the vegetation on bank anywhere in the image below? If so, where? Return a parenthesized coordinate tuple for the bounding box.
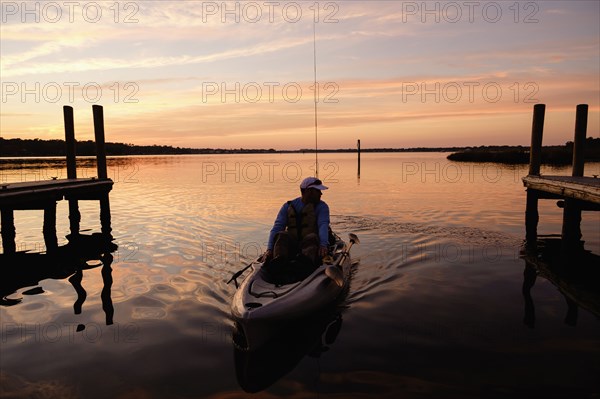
(1, 137, 599, 165)
(0, 138, 278, 156)
(0, 137, 466, 157)
(447, 138, 600, 164)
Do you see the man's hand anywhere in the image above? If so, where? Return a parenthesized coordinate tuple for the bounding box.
(261, 249, 273, 262)
(319, 246, 328, 258)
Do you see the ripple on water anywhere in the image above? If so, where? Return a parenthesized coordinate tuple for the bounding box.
(131, 307, 168, 320)
(333, 214, 522, 247)
(149, 284, 180, 303)
(193, 284, 230, 308)
(128, 295, 168, 320)
(8, 298, 56, 324)
(181, 268, 206, 282)
(129, 295, 166, 308)
(22, 302, 47, 312)
(342, 218, 522, 312)
(120, 275, 152, 297)
(149, 274, 166, 283)
(169, 275, 198, 293)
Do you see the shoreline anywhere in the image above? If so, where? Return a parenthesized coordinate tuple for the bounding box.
(2, 137, 599, 165)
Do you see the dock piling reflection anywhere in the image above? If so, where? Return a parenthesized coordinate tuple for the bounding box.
(521, 237, 600, 328)
(0, 232, 118, 326)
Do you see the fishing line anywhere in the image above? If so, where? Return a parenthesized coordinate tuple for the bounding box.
(313, 20, 319, 178)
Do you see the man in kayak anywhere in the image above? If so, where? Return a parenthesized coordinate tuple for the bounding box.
(264, 177, 330, 266)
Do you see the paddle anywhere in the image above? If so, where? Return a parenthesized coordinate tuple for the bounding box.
(227, 255, 263, 289)
(325, 233, 359, 287)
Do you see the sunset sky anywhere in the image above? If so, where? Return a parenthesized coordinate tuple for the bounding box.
(1, 1, 598, 150)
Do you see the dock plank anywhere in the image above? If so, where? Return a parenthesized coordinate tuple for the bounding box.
(0, 178, 113, 207)
(522, 175, 600, 204)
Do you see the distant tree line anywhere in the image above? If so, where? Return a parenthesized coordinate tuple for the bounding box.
(447, 138, 600, 164)
(0, 137, 474, 157)
(2, 137, 599, 164)
(0, 138, 277, 157)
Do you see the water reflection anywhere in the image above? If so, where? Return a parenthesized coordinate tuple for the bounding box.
(233, 306, 345, 393)
(0, 233, 117, 327)
(0, 156, 140, 182)
(1, 154, 599, 397)
(521, 237, 600, 328)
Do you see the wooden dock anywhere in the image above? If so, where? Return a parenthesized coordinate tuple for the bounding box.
(522, 104, 599, 250)
(522, 175, 600, 204)
(0, 105, 113, 254)
(0, 178, 113, 205)
(519, 104, 600, 327)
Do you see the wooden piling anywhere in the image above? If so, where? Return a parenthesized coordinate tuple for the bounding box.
(525, 104, 545, 247)
(572, 104, 588, 177)
(525, 190, 539, 248)
(92, 105, 108, 179)
(68, 200, 81, 236)
(43, 202, 58, 252)
(64, 105, 81, 236)
(357, 139, 361, 177)
(562, 198, 582, 250)
(100, 193, 112, 236)
(64, 106, 77, 179)
(561, 104, 588, 251)
(1, 209, 16, 254)
(528, 104, 545, 176)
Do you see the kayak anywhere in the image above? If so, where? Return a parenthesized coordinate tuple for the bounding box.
(230, 232, 358, 350)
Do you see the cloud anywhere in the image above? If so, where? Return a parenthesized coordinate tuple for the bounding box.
(1, 1, 598, 149)
(2, 34, 317, 77)
(546, 9, 568, 15)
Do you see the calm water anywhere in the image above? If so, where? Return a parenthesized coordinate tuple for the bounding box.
(1, 153, 599, 398)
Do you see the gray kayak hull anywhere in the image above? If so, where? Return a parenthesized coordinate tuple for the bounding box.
(231, 237, 352, 349)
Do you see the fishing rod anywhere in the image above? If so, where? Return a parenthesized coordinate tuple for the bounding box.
(313, 20, 319, 178)
(227, 255, 263, 289)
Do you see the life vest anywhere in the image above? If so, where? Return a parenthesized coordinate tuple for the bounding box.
(286, 201, 317, 241)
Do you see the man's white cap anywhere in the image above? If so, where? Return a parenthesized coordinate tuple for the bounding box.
(300, 177, 328, 190)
